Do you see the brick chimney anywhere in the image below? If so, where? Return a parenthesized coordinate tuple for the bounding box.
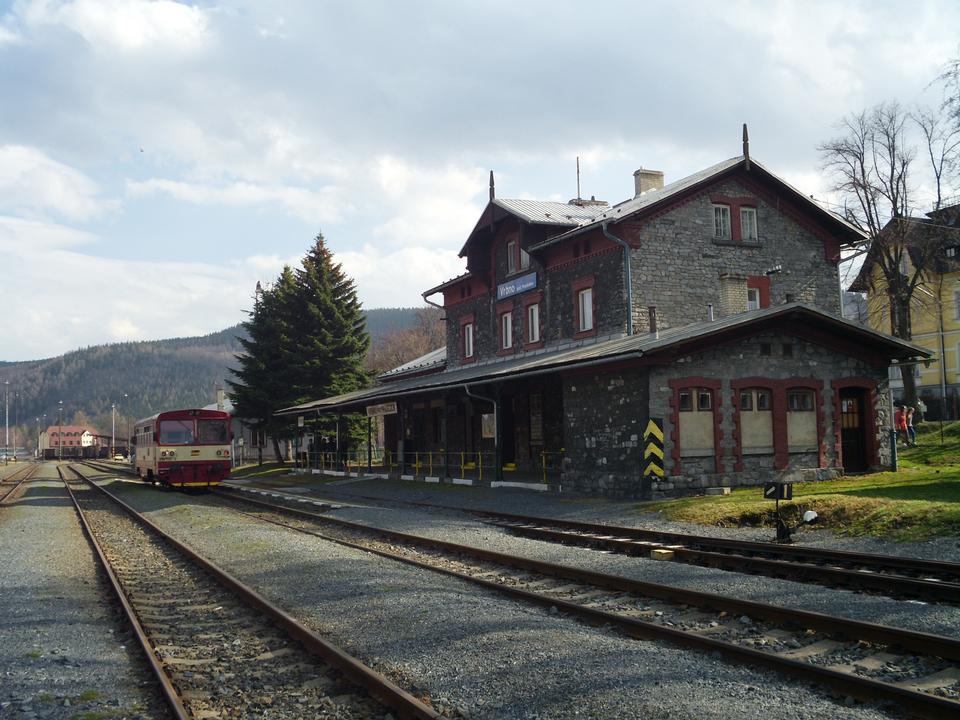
(634, 168, 664, 197)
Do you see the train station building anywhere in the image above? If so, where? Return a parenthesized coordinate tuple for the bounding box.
(278, 147, 930, 497)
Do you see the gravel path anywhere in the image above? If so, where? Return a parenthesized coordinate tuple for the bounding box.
(0, 464, 170, 719)
(105, 478, 902, 720)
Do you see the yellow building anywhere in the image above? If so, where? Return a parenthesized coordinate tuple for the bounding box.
(850, 206, 960, 419)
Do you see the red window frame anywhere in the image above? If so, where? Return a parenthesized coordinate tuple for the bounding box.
(571, 275, 596, 338)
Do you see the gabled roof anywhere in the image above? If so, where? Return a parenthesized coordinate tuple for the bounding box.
(378, 346, 447, 381)
(422, 271, 473, 297)
(459, 198, 609, 256)
(45, 425, 97, 435)
(530, 156, 865, 251)
(849, 215, 960, 292)
(276, 303, 929, 416)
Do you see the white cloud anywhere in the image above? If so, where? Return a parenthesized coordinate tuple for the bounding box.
(126, 177, 351, 225)
(0, 215, 274, 361)
(16, 0, 209, 54)
(337, 243, 466, 308)
(0, 145, 115, 222)
(371, 157, 487, 247)
(0, 23, 21, 43)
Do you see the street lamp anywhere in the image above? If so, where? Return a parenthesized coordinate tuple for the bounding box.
(111, 402, 116, 458)
(58, 400, 63, 462)
(3, 380, 8, 462)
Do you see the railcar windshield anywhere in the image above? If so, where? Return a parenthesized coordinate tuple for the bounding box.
(198, 419, 229, 444)
(159, 419, 195, 445)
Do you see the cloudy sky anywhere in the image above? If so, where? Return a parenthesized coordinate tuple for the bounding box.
(1, 0, 957, 361)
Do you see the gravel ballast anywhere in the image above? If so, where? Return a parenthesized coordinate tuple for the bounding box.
(244, 479, 960, 640)
(102, 476, 909, 720)
(0, 465, 170, 720)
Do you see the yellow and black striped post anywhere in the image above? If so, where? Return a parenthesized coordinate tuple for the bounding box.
(642, 417, 664, 498)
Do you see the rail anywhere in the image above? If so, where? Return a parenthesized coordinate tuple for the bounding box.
(215, 484, 960, 719)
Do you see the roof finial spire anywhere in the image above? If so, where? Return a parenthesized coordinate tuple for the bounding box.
(742, 123, 751, 171)
(489, 170, 495, 201)
(576, 156, 581, 202)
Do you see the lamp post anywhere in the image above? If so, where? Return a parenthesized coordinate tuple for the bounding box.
(3, 380, 8, 461)
(14, 391, 19, 460)
(122, 393, 129, 458)
(58, 400, 63, 462)
(111, 403, 116, 458)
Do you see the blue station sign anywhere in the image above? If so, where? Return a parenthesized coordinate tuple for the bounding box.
(497, 271, 537, 300)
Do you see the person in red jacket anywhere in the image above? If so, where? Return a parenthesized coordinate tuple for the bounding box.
(894, 405, 908, 445)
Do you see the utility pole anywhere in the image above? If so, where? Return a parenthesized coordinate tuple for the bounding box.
(111, 402, 116, 458)
(3, 380, 8, 460)
(58, 400, 63, 462)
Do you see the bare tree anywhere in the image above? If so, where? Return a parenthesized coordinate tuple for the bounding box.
(365, 306, 445, 376)
(820, 101, 959, 407)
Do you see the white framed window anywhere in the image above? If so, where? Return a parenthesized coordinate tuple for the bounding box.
(463, 322, 474, 358)
(747, 288, 760, 311)
(519, 246, 530, 270)
(713, 205, 731, 239)
(507, 240, 517, 274)
(578, 287, 594, 332)
(946, 246, 957, 258)
(527, 303, 540, 343)
(501, 311, 513, 349)
(741, 207, 758, 241)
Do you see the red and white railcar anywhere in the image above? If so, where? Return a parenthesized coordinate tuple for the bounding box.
(133, 408, 232, 488)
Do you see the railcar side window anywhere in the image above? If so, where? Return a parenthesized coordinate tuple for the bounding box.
(160, 419, 195, 444)
(198, 420, 228, 443)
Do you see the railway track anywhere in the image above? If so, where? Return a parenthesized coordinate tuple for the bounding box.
(62, 465, 443, 720)
(237, 483, 960, 605)
(210, 483, 960, 719)
(0, 462, 40, 504)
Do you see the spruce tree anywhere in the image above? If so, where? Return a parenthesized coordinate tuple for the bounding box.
(229, 233, 370, 463)
(291, 233, 370, 402)
(227, 267, 300, 462)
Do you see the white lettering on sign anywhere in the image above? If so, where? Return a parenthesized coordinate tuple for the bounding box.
(366, 402, 398, 417)
(497, 272, 537, 300)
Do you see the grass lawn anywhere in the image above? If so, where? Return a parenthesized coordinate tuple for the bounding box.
(644, 420, 960, 541)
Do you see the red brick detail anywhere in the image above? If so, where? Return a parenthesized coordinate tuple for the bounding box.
(571, 275, 597, 339)
(747, 275, 771, 308)
(831, 377, 880, 469)
(495, 299, 515, 357)
(710, 195, 757, 242)
(667, 377, 723, 476)
(522, 291, 544, 350)
(730, 377, 825, 472)
(442, 278, 489, 308)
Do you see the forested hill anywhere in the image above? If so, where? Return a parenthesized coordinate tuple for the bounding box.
(1, 308, 421, 434)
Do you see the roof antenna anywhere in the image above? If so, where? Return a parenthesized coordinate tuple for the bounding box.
(489, 170, 495, 201)
(576, 156, 581, 202)
(743, 123, 751, 171)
